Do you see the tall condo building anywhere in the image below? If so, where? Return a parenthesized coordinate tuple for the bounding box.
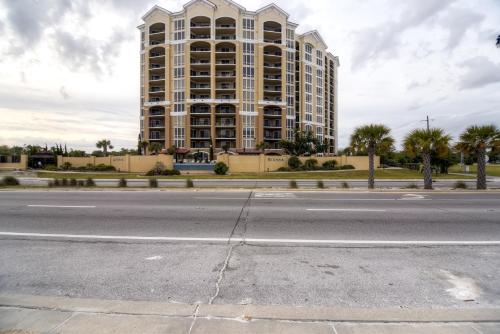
(139, 0, 339, 154)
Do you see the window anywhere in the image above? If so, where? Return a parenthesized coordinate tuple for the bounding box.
(243, 18, 254, 40)
(316, 50, 323, 66)
(305, 44, 313, 62)
(174, 19, 185, 40)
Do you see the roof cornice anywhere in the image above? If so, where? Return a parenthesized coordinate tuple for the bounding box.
(255, 3, 289, 18)
(141, 5, 171, 21)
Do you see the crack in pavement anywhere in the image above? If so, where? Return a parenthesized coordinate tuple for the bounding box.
(189, 191, 253, 333)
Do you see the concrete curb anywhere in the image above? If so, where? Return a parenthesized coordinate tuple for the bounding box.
(1, 294, 499, 323)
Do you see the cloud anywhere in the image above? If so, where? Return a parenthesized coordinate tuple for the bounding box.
(458, 56, 500, 90)
(439, 8, 484, 49)
(52, 29, 130, 75)
(350, 0, 464, 69)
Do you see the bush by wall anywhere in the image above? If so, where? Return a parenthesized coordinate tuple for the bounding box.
(303, 159, 318, 171)
(340, 165, 355, 170)
(322, 160, 337, 170)
(317, 180, 325, 189)
(289, 180, 298, 189)
(85, 178, 96, 187)
(1, 176, 19, 186)
(118, 178, 127, 187)
(214, 162, 229, 175)
(186, 179, 194, 188)
(288, 156, 301, 170)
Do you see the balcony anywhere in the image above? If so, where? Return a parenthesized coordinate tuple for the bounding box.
(263, 75, 281, 81)
(216, 84, 235, 90)
(150, 76, 165, 81)
(216, 60, 235, 65)
(149, 87, 165, 93)
(264, 121, 282, 128)
(216, 48, 235, 53)
(259, 99, 285, 106)
(144, 99, 170, 107)
(191, 71, 210, 77)
(191, 48, 210, 52)
(191, 34, 211, 39)
(264, 109, 282, 117)
(264, 86, 281, 92)
(263, 39, 282, 44)
(216, 122, 236, 127)
(190, 23, 211, 28)
(216, 24, 235, 28)
(150, 52, 165, 58)
(149, 40, 164, 46)
(216, 35, 235, 40)
(149, 64, 165, 72)
(263, 63, 282, 69)
(190, 59, 210, 65)
(191, 106, 210, 114)
(149, 122, 165, 128)
(216, 72, 235, 78)
(191, 119, 210, 127)
(191, 83, 210, 89)
(190, 94, 210, 100)
(263, 51, 282, 57)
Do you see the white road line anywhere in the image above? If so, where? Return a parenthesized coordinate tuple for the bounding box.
(27, 205, 96, 208)
(1, 232, 499, 246)
(307, 208, 387, 212)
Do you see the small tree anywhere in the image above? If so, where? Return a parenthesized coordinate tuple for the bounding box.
(139, 140, 149, 155)
(456, 125, 499, 190)
(96, 139, 113, 157)
(404, 128, 451, 190)
(280, 130, 318, 156)
(350, 124, 394, 189)
(148, 142, 162, 155)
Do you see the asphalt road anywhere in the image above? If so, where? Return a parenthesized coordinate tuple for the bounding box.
(1, 190, 499, 308)
(16, 176, 500, 189)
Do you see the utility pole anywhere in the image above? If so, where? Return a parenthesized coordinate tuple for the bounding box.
(421, 115, 434, 131)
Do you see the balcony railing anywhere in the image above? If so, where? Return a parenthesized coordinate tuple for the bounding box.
(191, 95, 210, 99)
(191, 23, 210, 27)
(264, 86, 281, 91)
(263, 27, 282, 33)
(191, 84, 210, 89)
(191, 60, 210, 64)
(217, 85, 235, 89)
(191, 72, 210, 77)
(191, 34, 210, 39)
(191, 120, 210, 126)
(150, 40, 164, 45)
(191, 48, 210, 52)
(149, 123, 165, 128)
(216, 24, 235, 28)
(264, 122, 281, 127)
(150, 29, 165, 34)
(216, 72, 235, 77)
(216, 60, 235, 65)
(263, 39, 282, 44)
(216, 49, 235, 53)
(263, 51, 282, 56)
(263, 63, 282, 68)
(264, 75, 282, 80)
(150, 76, 165, 81)
(216, 35, 235, 40)
(150, 52, 165, 57)
(191, 108, 210, 114)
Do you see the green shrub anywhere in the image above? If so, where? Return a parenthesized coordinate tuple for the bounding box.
(276, 167, 291, 172)
(76, 166, 87, 171)
(340, 164, 355, 170)
(214, 162, 229, 175)
(61, 178, 68, 187)
(322, 160, 337, 170)
(47, 181, 54, 188)
(61, 162, 72, 170)
(85, 178, 95, 187)
(94, 164, 116, 172)
(2, 176, 19, 186)
(44, 164, 58, 171)
(288, 156, 301, 170)
(186, 179, 194, 188)
(303, 158, 318, 170)
(289, 180, 298, 189)
(149, 178, 158, 188)
(454, 181, 468, 189)
(70, 178, 77, 187)
(405, 183, 419, 189)
(77, 180, 85, 187)
(53, 179, 61, 187)
(317, 180, 325, 189)
(161, 169, 180, 176)
(341, 181, 350, 189)
(86, 163, 94, 170)
(118, 178, 127, 187)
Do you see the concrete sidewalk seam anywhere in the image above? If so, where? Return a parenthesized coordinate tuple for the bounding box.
(2, 302, 500, 323)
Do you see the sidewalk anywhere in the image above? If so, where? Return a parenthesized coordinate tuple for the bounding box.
(1, 294, 499, 334)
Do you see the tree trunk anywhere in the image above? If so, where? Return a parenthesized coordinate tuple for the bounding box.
(422, 152, 433, 189)
(368, 145, 375, 189)
(476, 147, 487, 190)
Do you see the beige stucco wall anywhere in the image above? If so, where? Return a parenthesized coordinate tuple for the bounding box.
(0, 155, 28, 171)
(58, 155, 174, 173)
(217, 154, 378, 173)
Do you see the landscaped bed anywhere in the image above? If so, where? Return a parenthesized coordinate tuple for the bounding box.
(37, 169, 474, 180)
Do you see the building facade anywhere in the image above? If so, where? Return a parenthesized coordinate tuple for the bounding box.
(138, 0, 339, 154)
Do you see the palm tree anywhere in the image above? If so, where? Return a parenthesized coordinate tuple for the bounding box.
(456, 125, 499, 190)
(350, 124, 394, 189)
(96, 139, 113, 157)
(148, 142, 163, 155)
(139, 140, 149, 155)
(404, 128, 451, 190)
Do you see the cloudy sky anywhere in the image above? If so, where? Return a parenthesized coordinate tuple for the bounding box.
(0, 0, 499, 152)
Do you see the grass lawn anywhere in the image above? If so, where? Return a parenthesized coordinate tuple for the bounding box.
(449, 164, 500, 177)
(37, 169, 474, 180)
